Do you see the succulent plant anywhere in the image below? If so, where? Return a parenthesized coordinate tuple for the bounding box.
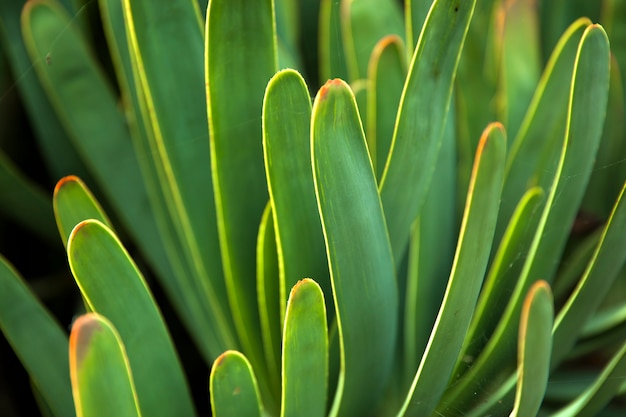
(0, 0, 625, 416)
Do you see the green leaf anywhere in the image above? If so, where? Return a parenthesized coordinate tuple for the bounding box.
(510, 281, 553, 417)
(403, 104, 457, 385)
(380, 0, 475, 265)
(262, 68, 331, 324)
(0, 149, 57, 244)
(53, 175, 112, 247)
(98, 0, 232, 364)
(206, 0, 277, 394)
(498, 17, 589, 242)
(67, 219, 196, 417)
(255, 204, 281, 399)
(366, 35, 407, 180)
(319, 0, 348, 82)
(552, 182, 626, 367)
(402, 122, 506, 417)
(210, 351, 263, 417)
(341, 0, 404, 82)
(281, 279, 328, 417)
(70, 313, 141, 417)
(311, 78, 398, 416)
(0, 256, 74, 417)
(404, 0, 432, 53)
(494, 0, 541, 140)
(123, 0, 236, 358)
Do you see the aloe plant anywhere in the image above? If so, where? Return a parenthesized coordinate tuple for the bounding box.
(0, 0, 625, 416)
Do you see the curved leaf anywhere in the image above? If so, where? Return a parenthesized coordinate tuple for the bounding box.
(402, 122, 506, 417)
(281, 279, 328, 417)
(210, 351, 263, 417)
(311, 78, 398, 416)
(70, 313, 141, 417)
(67, 220, 195, 417)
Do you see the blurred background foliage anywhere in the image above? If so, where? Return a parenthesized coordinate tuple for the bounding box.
(0, 0, 625, 416)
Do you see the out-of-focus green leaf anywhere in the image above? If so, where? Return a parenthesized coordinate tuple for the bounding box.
(124, 0, 236, 359)
(0, 256, 74, 417)
(262, 68, 330, 324)
(552, 182, 626, 367)
(553, 229, 601, 304)
(0, 0, 89, 181)
(405, 0, 432, 52)
(550, 340, 626, 417)
(319, 0, 348, 82)
(255, 204, 281, 399)
(53, 175, 111, 247)
(210, 351, 263, 417)
(67, 219, 196, 417)
(510, 281, 553, 417)
(366, 35, 406, 180)
(380, 0, 475, 265)
(275, 0, 301, 70)
(281, 279, 328, 417)
(442, 23, 611, 412)
(0, 149, 57, 244)
(311, 78, 397, 416)
(70, 313, 141, 417)
(206, 1, 276, 395)
(341, 0, 404, 81)
(403, 122, 506, 417)
(494, 0, 541, 141)
(458, 187, 544, 375)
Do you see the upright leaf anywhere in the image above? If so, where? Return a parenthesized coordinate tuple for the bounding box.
(70, 313, 141, 417)
(402, 122, 506, 417)
(312, 78, 398, 416)
(281, 279, 328, 417)
(206, 0, 277, 391)
(210, 351, 263, 417)
(380, 0, 475, 264)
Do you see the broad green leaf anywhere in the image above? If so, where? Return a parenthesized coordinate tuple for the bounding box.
(281, 279, 328, 417)
(402, 122, 506, 417)
(255, 204, 281, 399)
(206, 1, 277, 397)
(380, 0, 475, 265)
(67, 219, 196, 417)
(341, 0, 404, 81)
(53, 175, 111, 247)
(0, 149, 57, 244)
(441, 23, 611, 412)
(0, 0, 90, 181)
(366, 35, 407, 180)
(497, 18, 589, 241)
(124, 0, 236, 357)
(311, 78, 398, 416)
(0, 256, 74, 417)
(552, 182, 626, 367)
(262, 69, 330, 324)
(210, 351, 263, 417)
(510, 281, 553, 417)
(70, 313, 141, 417)
(550, 340, 626, 417)
(494, 0, 541, 140)
(457, 186, 544, 375)
(319, 0, 348, 82)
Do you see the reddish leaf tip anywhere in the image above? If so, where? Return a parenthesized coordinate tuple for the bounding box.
(54, 175, 81, 195)
(319, 78, 344, 100)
